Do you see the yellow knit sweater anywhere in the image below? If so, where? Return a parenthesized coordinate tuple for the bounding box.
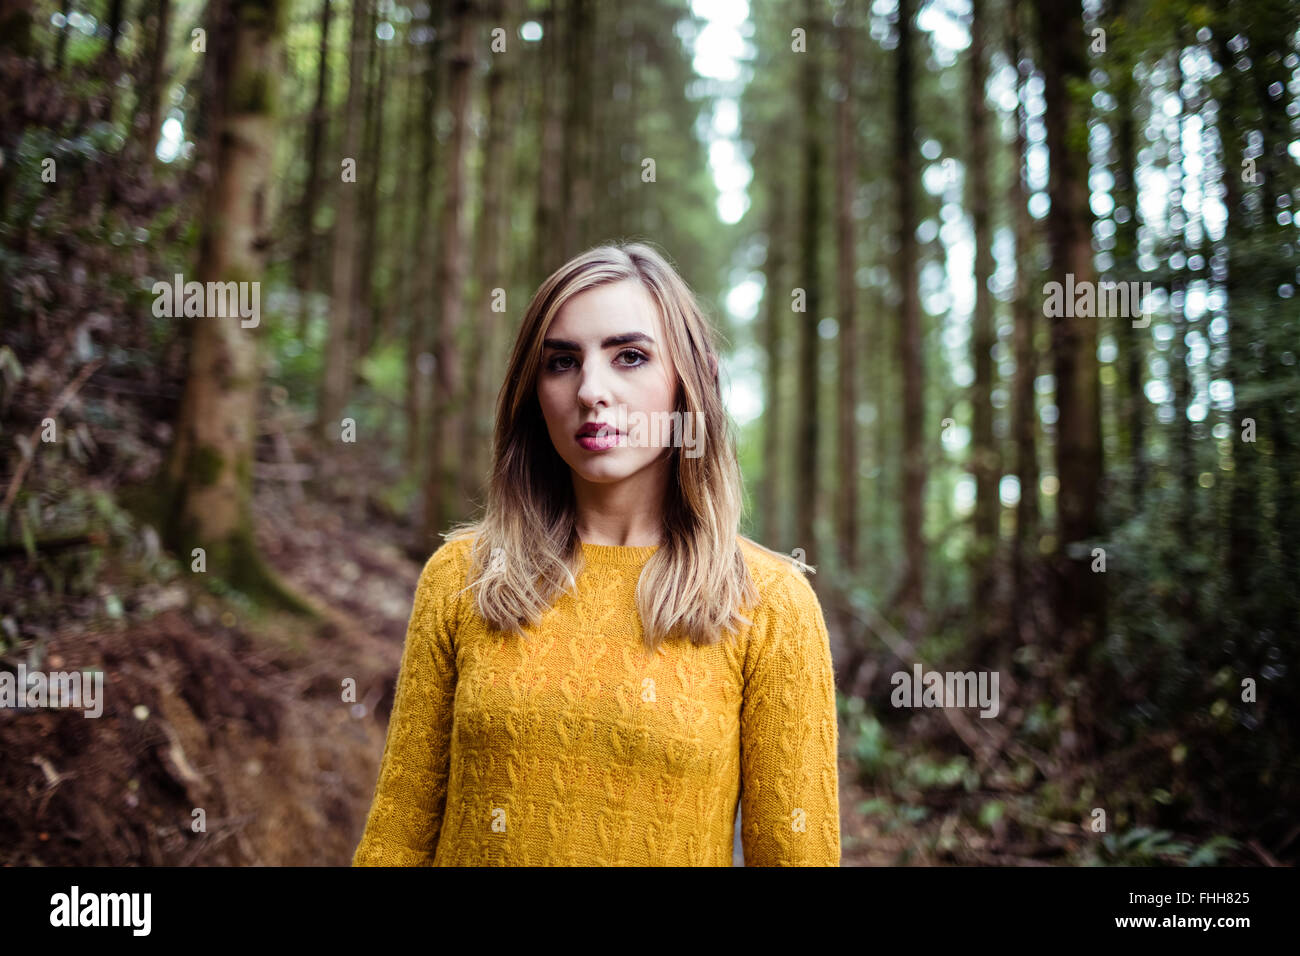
(351, 535, 841, 866)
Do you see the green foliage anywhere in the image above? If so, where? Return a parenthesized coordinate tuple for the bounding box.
(905, 754, 978, 792)
(1086, 827, 1239, 866)
(839, 693, 902, 783)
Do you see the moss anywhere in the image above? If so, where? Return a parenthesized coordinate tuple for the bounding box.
(147, 469, 318, 620)
(230, 70, 273, 116)
(224, 522, 321, 620)
(191, 444, 225, 487)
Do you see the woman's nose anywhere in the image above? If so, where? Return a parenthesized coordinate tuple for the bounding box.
(576, 363, 611, 407)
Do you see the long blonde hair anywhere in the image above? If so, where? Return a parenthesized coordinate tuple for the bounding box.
(445, 241, 801, 651)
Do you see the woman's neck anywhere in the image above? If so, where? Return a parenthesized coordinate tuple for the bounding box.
(571, 463, 668, 547)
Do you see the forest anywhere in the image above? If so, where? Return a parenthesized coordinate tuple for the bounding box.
(1, 0, 1297, 866)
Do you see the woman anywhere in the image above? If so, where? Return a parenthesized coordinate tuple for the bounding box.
(352, 242, 840, 866)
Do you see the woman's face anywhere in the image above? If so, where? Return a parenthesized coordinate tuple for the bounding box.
(537, 278, 678, 488)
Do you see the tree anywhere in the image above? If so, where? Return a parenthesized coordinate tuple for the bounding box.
(967, 0, 999, 608)
(294, 0, 333, 336)
(835, 0, 861, 578)
(463, 0, 520, 506)
(794, 0, 823, 564)
(894, 0, 925, 642)
(760, 183, 788, 548)
(1006, 0, 1039, 633)
(421, 0, 476, 543)
(164, 0, 303, 609)
(404, 0, 445, 472)
(318, 0, 369, 444)
(1036, 0, 1105, 754)
(134, 0, 173, 164)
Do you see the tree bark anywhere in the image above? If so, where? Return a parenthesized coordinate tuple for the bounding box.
(357, 0, 388, 362)
(894, 0, 925, 642)
(533, 0, 564, 277)
(421, 0, 476, 543)
(1006, 0, 1039, 631)
(404, 1, 445, 472)
(463, 0, 518, 506)
(1036, 0, 1105, 756)
(760, 184, 788, 548)
(135, 0, 172, 162)
(967, 0, 998, 611)
(835, 0, 859, 577)
(560, 0, 594, 253)
(317, 0, 369, 443)
(294, 0, 333, 337)
(1109, 0, 1144, 512)
(164, 0, 292, 601)
(794, 0, 822, 565)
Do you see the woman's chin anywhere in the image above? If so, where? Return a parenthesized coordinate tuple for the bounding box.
(571, 461, 636, 485)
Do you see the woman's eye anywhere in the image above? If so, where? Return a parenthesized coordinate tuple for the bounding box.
(545, 350, 645, 372)
(617, 349, 647, 367)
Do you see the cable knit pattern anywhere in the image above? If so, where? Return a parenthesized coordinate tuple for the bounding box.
(351, 535, 840, 866)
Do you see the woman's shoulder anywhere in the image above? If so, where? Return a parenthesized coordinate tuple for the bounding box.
(735, 535, 822, 620)
(414, 530, 478, 603)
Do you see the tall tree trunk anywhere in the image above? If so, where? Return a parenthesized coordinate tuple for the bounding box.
(421, 0, 476, 543)
(1007, 0, 1038, 635)
(967, 0, 998, 606)
(404, 1, 445, 473)
(99, 0, 124, 122)
(560, 0, 594, 254)
(760, 184, 788, 548)
(318, 0, 369, 443)
(134, 0, 172, 162)
(295, 0, 333, 337)
(1036, 0, 1104, 756)
(794, 0, 822, 564)
(894, 0, 925, 642)
(533, 0, 563, 277)
(1109, 0, 1144, 512)
(1169, 35, 1195, 558)
(388, 26, 420, 349)
(463, 0, 517, 507)
(357, 0, 388, 363)
(164, 0, 288, 596)
(835, 0, 859, 578)
(0, 0, 36, 224)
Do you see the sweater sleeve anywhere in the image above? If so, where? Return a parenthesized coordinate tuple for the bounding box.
(739, 568, 841, 866)
(352, 543, 464, 866)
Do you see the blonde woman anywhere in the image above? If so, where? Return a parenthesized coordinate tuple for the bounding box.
(352, 241, 840, 866)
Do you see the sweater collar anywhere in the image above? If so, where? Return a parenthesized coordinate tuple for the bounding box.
(579, 541, 660, 566)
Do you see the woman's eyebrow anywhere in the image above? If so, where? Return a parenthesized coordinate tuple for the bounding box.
(542, 332, 656, 351)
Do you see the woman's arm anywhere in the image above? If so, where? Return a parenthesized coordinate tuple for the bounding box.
(352, 546, 463, 866)
(739, 569, 842, 866)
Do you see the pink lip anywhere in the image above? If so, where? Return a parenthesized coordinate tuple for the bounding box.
(577, 434, 620, 451)
(576, 424, 621, 451)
